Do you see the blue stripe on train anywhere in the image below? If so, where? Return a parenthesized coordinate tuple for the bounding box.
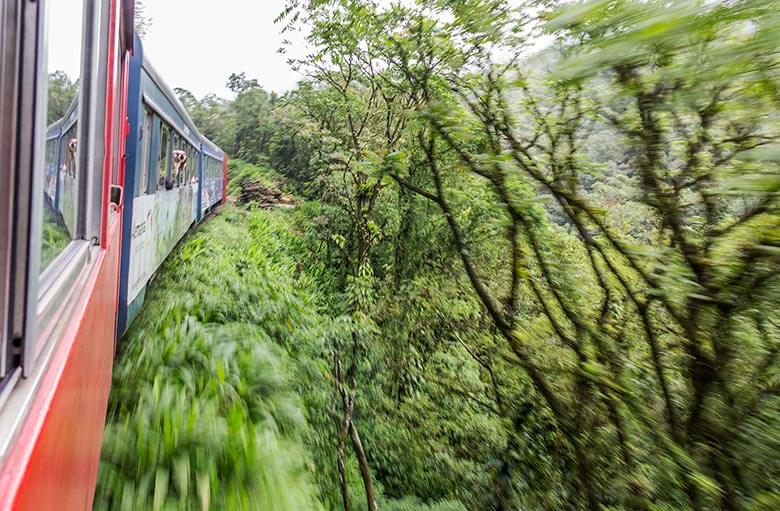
(116, 36, 144, 338)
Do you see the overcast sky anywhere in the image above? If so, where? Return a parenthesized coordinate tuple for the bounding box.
(141, 0, 307, 99)
(48, 0, 84, 78)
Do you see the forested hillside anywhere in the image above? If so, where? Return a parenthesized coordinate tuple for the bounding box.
(99, 1, 779, 510)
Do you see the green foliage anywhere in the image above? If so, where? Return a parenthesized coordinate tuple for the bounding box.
(47, 70, 77, 124)
(116, 1, 780, 508)
(378, 497, 467, 511)
(269, 0, 780, 509)
(227, 158, 280, 197)
(40, 207, 70, 269)
(134, 1, 152, 38)
(96, 208, 325, 510)
(175, 80, 287, 172)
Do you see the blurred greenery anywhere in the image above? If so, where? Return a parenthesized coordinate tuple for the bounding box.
(40, 207, 70, 271)
(102, 0, 780, 509)
(95, 206, 326, 510)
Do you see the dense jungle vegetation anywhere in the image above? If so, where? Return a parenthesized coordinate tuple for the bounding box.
(98, 1, 779, 509)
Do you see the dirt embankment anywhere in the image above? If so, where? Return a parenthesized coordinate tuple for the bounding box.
(238, 181, 299, 209)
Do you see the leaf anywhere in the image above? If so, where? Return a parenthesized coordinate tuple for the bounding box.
(153, 468, 169, 511)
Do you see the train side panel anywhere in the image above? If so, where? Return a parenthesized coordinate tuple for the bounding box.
(117, 37, 226, 338)
(116, 40, 144, 336)
(200, 151, 224, 214)
(223, 156, 229, 205)
(0, 213, 121, 511)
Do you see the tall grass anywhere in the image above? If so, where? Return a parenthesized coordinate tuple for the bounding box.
(95, 207, 324, 510)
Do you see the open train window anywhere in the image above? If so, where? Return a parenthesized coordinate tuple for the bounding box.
(157, 123, 171, 190)
(171, 133, 182, 187)
(188, 144, 198, 184)
(138, 107, 153, 196)
(171, 136, 195, 188)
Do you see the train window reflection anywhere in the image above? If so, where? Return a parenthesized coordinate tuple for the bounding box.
(40, 0, 85, 276)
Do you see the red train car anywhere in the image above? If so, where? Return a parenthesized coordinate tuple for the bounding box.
(0, 1, 227, 508)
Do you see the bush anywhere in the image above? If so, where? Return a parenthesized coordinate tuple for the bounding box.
(95, 207, 324, 510)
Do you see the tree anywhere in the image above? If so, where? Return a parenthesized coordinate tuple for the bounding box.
(279, 0, 780, 509)
(134, 0, 152, 38)
(227, 72, 261, 94)
(147, 2, 780, 507)
(47, 71, 78, 124)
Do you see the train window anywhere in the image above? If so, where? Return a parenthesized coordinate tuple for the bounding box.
(182, 142, 191, 185)
(158, 124, 171, 190)
(110, 45, 123, 187)
(171, 134, 182, 187)
(139, 108, 152, 196)
(184, 144, 191, 185)
(188, 145, 198, 184)
(39, 0, 85, 277)
(180, 144, 189, 185)
(44, 138, 58, 207)
(183, 144, 190, 184)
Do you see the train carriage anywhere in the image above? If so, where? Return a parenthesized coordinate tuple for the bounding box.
(44, 117, 64, 209)
(201, 137, 227, 216)
(118, 39, 228, 335)
(0, 1, 227, 508)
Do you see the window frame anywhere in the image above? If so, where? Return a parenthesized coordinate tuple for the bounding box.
(0, 0, 46, 385)
(0, 0, 21, 383)
(157, 121, 171, 191)
(33, 0, 101, 365)
(138, 106, 152, 196)
(2, 0, 110, 379)
(142, 98, 201, 194)
(0, 0, 116, 453)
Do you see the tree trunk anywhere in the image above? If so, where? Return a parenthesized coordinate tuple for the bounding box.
(348, 419, 378, 511)
(337, 434, 352, 511)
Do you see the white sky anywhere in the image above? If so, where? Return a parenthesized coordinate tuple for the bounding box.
(141, 1, 306, 99)
(47, 1, 547, 100)
(47, 0, 84, 78)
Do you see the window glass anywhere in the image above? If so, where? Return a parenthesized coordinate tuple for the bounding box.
(171, 134, 183, 187)
(158, 124, 170, 190)
(139, 107, 152, 196)
(185, 143, 192, 185)
(44, 138, 58, 204)
(40, 0, 84, 275)
(188, 145, 197, 184)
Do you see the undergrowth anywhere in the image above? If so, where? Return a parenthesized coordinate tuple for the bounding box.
(95, 207, 325, 511)
(226, 159, 280, 197)
(97, 161, 474, 510)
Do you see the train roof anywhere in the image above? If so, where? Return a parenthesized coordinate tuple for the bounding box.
(46, 93, 79, 138)
(46, 117, 64, 139)
(45, 36, 226, 159)
(200, 136, 224, 159)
